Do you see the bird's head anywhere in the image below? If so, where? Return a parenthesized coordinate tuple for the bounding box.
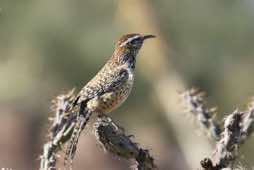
(112, 33, 155, 68)
(116, 33, 156, 51)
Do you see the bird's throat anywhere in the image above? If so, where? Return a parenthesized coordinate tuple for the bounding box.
(113, 47, 137, 69)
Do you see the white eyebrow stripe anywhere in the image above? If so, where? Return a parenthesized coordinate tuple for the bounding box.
(119, 35, 140, 47)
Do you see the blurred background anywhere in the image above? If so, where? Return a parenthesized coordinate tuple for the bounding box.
(1, 0, 254, 169)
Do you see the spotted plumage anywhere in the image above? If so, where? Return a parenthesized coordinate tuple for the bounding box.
(65, 33, 155, 165)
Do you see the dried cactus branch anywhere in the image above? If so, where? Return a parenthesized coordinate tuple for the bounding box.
(181, 88, 221, 141)
(210, 104, 254, 169)
(40, 90, 78, 170)
(94, 114, 156, 170)
(199, 96, 254, 170)
(240, 101, 254, 142)
(211, 110, 243, 169)
(182, 88, 254, 170)
(40, 90, 156, 170)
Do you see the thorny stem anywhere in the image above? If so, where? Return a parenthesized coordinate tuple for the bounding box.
(207, 105, 254, 170)
(182, 88, 254, 170)
(94, 114, 156, 170)
(40, 90, 156, 170)
(40, 90, 77, 170)
(181, 88, 221, 141)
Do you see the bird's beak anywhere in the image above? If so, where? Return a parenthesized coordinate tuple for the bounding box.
(143, 34, 156, 40)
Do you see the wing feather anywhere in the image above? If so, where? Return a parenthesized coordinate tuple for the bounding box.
(77, 67, 129, 104)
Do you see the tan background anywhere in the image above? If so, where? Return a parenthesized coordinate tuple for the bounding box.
(0, 0, 254, 169)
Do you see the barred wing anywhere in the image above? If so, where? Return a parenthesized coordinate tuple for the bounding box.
(76, 67, 129, 104)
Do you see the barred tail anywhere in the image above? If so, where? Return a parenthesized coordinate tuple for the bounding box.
(64, 105, 92, 168)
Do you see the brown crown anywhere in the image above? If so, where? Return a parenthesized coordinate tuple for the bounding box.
(116, 34, 141, 45)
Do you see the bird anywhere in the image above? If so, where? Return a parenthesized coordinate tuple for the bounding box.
(64, 33, 156, 165)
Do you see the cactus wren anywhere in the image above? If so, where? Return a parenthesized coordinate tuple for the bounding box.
(65, 33, 155, 163)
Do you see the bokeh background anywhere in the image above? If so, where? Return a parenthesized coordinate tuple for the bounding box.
(1, 0, 254, 169)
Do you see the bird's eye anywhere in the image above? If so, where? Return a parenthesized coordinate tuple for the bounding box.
(130, 38, 141, 45)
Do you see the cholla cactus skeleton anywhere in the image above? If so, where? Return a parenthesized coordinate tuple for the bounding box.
(40, 90, 156, 170)
(211, 104, 254, 169)
(40, 89, 78, 170)
(181, 88, 221, 140)
(94, 114, 156, 170)
(182, 88, 254, 170)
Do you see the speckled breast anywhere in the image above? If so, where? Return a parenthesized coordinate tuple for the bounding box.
(87, 77, 134, 114)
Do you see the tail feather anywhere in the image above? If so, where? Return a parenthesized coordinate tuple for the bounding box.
(64, 105, 92, 168)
